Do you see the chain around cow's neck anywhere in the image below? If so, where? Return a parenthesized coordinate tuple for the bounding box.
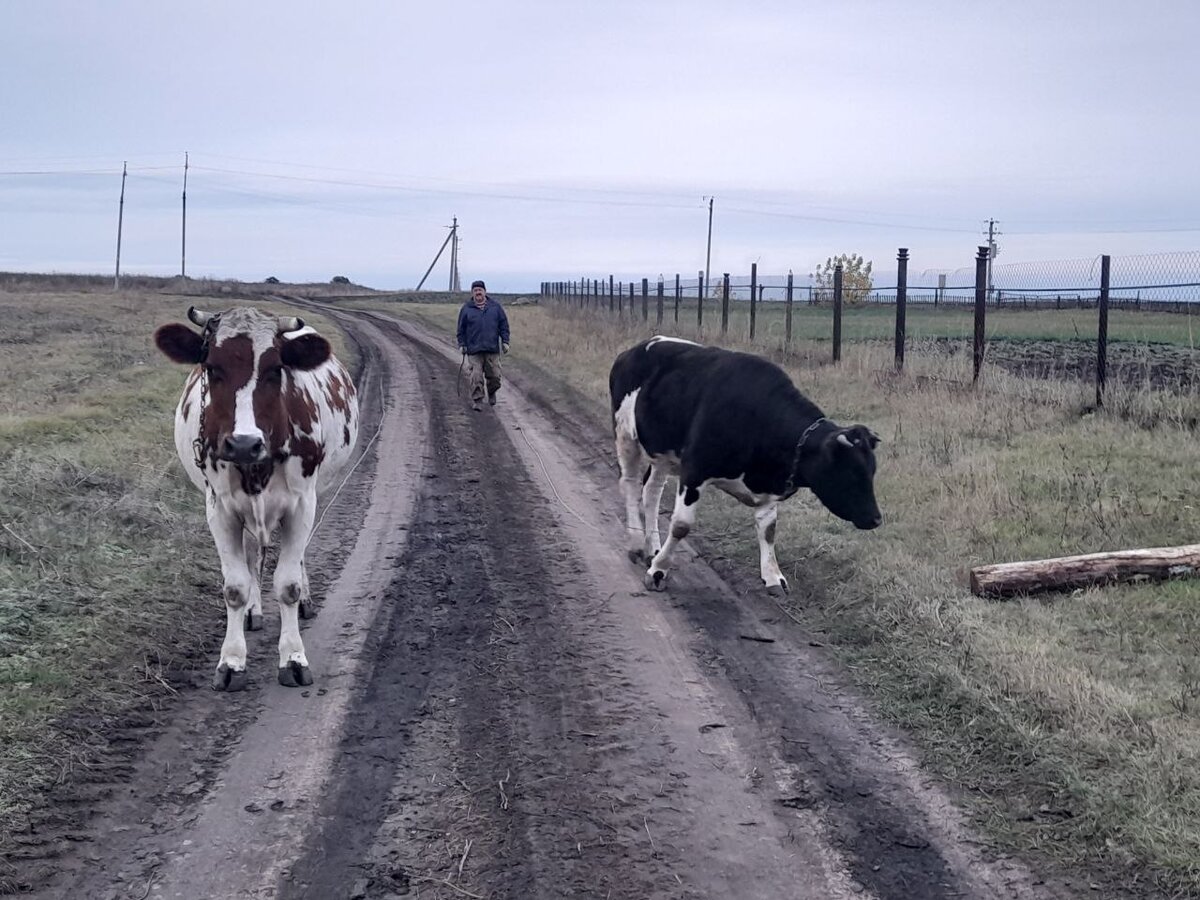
(783, 416, 829, 496)
(191, 315, 221, 492)
(192, 366, 210, 487)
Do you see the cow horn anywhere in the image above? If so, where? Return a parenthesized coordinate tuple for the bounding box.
(187, 306, 215, 328)
(837, 433, 855, 448)
(277, 316, 305, 333)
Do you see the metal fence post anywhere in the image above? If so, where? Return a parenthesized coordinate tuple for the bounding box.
(721, 273, 730, 335)
(895, 247, 909, 371)
(973, 246, 988, 384)
(642, 278, 649, 322)
(785, 271, 794, 346)
(674, 273, 681, 323)
(832, 264, 843, 363)
(749, 263, 758, 340)
(697, 270, 704, 330)
(1097, 254, 1110, 407)
(656, 277, 664, 326)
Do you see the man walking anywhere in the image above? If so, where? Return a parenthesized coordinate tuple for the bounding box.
(456, 279, 510, 411)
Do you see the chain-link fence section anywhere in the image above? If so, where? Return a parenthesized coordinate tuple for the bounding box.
(541, 248, 1200, 403)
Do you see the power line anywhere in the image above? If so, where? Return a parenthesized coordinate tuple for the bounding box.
(722, 205, 981, 234)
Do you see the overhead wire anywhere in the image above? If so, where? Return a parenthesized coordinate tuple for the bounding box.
(3, 153, 1199, 235)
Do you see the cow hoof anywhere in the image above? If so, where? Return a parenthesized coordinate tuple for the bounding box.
(245, 610, 264, 631)
(765, 576, 789, 597)
(213, 664, 248, 692)
(298, 599, 316, 620)
(278, 661, 314, 687)
(644, 570, 668, 592)
(627, 548, 645, 565)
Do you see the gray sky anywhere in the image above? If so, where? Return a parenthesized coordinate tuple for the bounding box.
(2, 1, 1197, 290)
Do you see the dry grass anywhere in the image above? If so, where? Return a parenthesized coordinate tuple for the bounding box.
(370, 298, 1200, 897)
(0, 287, 351, 867)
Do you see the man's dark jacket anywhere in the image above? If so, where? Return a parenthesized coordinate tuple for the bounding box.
(457, 298, 511, 354)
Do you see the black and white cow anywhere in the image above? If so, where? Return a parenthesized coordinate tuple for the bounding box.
(609, 336, 882, 593)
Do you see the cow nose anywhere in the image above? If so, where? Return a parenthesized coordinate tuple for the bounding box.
(863, 514, 883, 530)
(223, 434, 265, 462)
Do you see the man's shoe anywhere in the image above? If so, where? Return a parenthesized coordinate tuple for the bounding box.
(472, 401, 482, 412)
(488, 392, 497, 406)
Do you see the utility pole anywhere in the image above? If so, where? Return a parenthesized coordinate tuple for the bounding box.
(181, 151, 189, 278)
(448, 216, 460, 292)
(984, 218, 1000, 301)
(704, 196, 714, 288)
(114, 161, 127, 290)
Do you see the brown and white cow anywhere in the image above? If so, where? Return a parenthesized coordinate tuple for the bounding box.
(154, 306, 359, 691)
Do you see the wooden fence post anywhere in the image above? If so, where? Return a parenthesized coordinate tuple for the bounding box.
(974, 246, 989, 384)
(785, 271, 794, 346)
(1097, 254, 1111, 407)
(721, 274, 730, 335)
(642, 278, 649, 322)
(832, 264, 843, 363)
(697, 270, 704, 330)
(895, 247, 909, 371)
(749, 263, 758, 340)
(656, 278, 664, 326)
(674, 274, 681, 323)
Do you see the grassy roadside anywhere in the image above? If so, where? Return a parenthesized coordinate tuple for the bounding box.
(360, 298, 1200, 897)
(0, 289, 351, 881)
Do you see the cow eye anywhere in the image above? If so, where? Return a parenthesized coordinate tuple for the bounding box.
(266, 365, 284, 381)
(205, 364, 223, 382)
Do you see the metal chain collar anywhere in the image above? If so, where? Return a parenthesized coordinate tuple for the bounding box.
(782, 416, 829, 497)
(190, 316, 220, 492)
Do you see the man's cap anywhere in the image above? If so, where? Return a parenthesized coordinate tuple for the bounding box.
(471, 279, 486, 290)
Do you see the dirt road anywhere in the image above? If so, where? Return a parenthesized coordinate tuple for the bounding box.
(7, 307, 1067, 899)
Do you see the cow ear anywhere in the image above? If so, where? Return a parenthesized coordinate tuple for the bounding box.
(834, 428, 879, 451)
(280, 333, 331, 371)
(154, 324, 205, 364)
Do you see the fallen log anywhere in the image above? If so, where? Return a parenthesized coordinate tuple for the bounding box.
(970, 544, 1200, 599)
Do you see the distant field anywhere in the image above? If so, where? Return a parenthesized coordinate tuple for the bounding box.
(616, 297, 1200, 348)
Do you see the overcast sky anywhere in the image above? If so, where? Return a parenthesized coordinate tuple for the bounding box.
(2, 1, 1197, 290)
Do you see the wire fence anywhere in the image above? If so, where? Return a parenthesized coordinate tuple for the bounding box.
(541, 247, 1200, 405)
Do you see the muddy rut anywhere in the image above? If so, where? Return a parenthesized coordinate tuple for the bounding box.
(5, 307, 1076, 899)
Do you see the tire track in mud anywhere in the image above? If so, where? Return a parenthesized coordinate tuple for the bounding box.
(283, 323, 695, 899)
